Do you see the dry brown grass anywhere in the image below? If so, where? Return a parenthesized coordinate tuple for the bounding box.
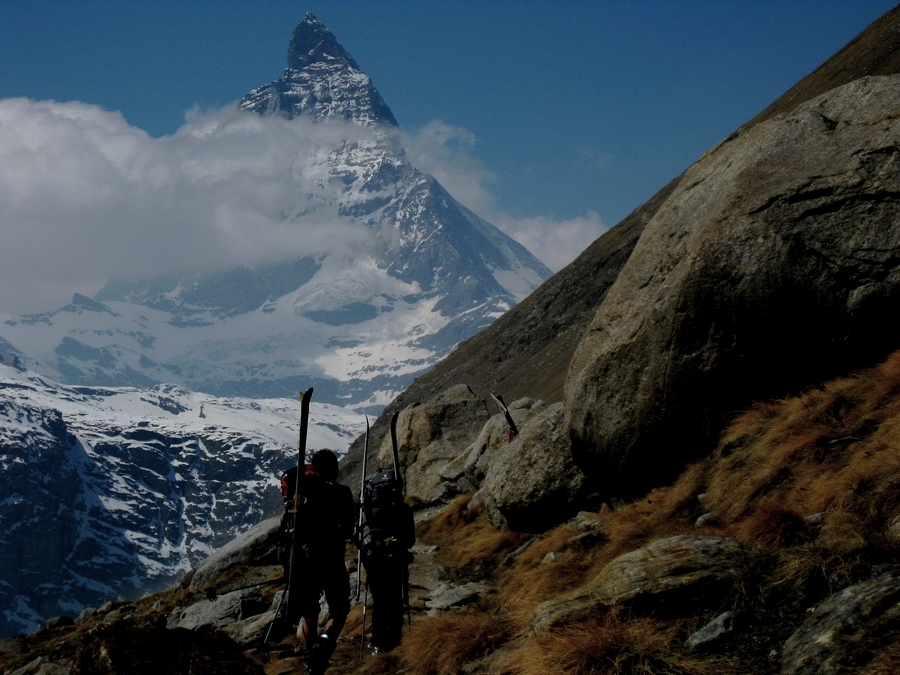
(391, 611, 512, 675)
(505, 611, 737, 675)
(699, 350, 900, 555)
(417, 495, 530, 573)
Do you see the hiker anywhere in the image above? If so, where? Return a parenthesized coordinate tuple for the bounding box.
(280, 449, 355, 675)
(360, 467, 416, 653)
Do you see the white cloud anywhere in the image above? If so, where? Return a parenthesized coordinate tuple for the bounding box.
(0, 101, 608, 315)
(0, 99, 372, 314)
(401, 120, 609, 273)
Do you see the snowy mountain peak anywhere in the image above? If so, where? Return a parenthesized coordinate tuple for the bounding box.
(288, 13, 359, 71)
(240, 13, 398, 127)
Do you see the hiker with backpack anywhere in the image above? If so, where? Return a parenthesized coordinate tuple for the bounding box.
(359, 466, 416, 653)
(279, 449, 355, 675)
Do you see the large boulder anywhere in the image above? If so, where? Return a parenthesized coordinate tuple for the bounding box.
(473, 402, 592, 532)
(566, 75, 900, 496)
(377, 385, 490, 502)
(462, 397, 544, 489)
(531, 535, 744, 634)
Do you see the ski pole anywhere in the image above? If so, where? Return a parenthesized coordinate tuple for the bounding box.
(263, 589, 287, 644)
(285, 387, 313, 623)
(359, 579, 368, 660)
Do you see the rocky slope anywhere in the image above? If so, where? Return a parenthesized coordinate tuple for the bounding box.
(0, 14, 549, 408)
(0, 363, 364, 637)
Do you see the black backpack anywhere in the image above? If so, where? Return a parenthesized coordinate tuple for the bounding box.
(361, 468, 413, 552)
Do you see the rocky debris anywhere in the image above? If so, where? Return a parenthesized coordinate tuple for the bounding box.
(187, 517, 282, 591)
(566, 75, 900, 498)
(379, 385, 490, 503)
(531, 535, 744, 634)
(685, 611, 738, 650)
(473, 403, 592, 531)
(781, 574, 900, 675)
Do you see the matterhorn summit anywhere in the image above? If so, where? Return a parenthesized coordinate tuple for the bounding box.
(240, 13, 398, 126)
(0, 14, 550, 408)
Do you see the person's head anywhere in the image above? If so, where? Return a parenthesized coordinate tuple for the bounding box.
(311, 449, 339, 482)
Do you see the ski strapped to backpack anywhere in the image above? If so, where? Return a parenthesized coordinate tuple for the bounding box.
(284, 386, 313, 622)
(490, 392, 519, 442)
(357, 414, 370, 661)
(389, 410, 403, 492)
(389, 410, 411, 626)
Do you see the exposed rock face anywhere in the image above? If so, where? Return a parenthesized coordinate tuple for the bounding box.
(240, 12, 397, 127)
(566, 75, 900, 496)
(378, 385, 490, 502)
(473, 402, 592, 532)
(781, 574, 900, 675)
(531, 535, 744, 634)
(187, 517, 282, 592)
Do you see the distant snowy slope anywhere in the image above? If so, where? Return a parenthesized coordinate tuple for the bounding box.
(0, 363, 364, 636)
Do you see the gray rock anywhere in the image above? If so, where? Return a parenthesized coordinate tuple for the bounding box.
(8, 657, 69, 675)
(686, 611, 737, 650)
(188, 516, 281, 591)
(532, 535, 743, 634)
(221, 610, 278, 647)
(781, 573, 900, 675)
(566, 75, 900, 497)
(426, 582, 488, 611)
(175, 587, 267, 631)
(44, 616, 73, 630)
(378, 385, 490, 503)
(475, 402, 591, 532)
(464, 398, 543, 488)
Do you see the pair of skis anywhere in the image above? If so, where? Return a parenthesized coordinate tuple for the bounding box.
(357, 410, 406, 659)
(263, 387, 314, 645)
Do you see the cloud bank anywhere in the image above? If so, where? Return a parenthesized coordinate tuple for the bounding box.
(0, 100, 606, 314)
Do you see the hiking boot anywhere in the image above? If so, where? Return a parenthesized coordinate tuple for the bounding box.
(304, 633, 336, 675)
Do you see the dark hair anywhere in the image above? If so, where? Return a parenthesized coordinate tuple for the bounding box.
(311, 449, 339, 482)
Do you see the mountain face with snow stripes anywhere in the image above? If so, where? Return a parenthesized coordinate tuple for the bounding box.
(0, 363, 364, 636)
(0, 13, 550, 408)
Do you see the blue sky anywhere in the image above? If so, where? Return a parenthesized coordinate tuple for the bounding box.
(0, 1, 897, 312)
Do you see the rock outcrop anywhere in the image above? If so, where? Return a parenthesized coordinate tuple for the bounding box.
(781, 574, 900, 675)
(566, 75, 900, 497)
(378, 385, 490, 503)
(472, 402, 592, 532)
(531, 535, 745, 635)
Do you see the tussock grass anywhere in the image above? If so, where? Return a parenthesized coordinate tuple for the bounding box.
(417, 495, 529, 573)
(392, 611, 512, 675)
(505, 611, 737, 675)
(701, 350, 900, 556)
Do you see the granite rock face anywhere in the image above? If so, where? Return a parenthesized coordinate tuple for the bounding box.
(566, 75, 900, 496)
